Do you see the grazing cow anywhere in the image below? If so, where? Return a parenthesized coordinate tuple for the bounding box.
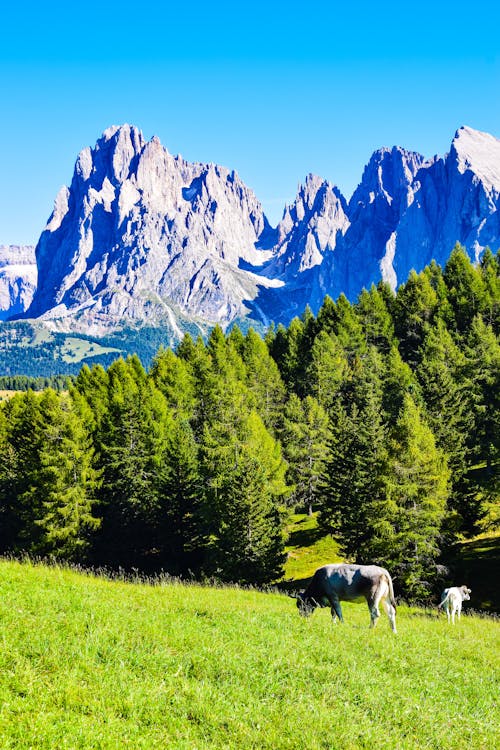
(295, 563, 397, 632)
(438, 585, 471, 624)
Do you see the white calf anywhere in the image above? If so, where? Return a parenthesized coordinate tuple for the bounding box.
(438, 585, 471, 624)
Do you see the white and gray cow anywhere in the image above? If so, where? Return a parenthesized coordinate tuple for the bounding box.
(438, 585, 471, 624)
(295, 563, 397, 632)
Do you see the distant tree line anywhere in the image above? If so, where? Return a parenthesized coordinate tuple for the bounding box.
(0, 375, 73, 392)
(0, 245, 498, 596)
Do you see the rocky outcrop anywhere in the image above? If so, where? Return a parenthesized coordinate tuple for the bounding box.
(0, 245, 37, 319)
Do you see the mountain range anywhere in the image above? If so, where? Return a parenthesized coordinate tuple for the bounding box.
(1, 124, 500, 351)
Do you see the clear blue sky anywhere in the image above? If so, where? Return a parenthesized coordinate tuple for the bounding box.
(1, 1, 499, 244)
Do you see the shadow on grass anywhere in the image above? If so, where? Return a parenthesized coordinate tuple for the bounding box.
(286, 519, 326, 551)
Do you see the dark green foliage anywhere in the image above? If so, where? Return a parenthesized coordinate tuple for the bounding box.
(280, 395, 329, 514)
(319, 355, 389, 561)
(156, 418, 205, 573)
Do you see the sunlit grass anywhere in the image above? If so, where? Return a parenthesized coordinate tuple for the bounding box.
(284, 511, 341, 582)
(0, 559, 498, 749)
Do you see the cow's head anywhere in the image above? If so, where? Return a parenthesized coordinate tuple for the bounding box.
(296, 592, 318, 617)
(461, 586, 471, 600)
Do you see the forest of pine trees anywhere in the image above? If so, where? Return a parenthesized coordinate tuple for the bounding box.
(0, 245, 498, 596)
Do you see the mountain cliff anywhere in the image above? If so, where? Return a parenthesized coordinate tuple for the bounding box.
(5, 124, 500, 339)
(0, 245, 37, 320)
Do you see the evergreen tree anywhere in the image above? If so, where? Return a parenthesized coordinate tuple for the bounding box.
(319, 359, 388, 559)
(333, 293, 366, 359)
(150, 347, 196, 418)
(96, 357, 171, 568)
(241, 328, 286, 433)
(443, 244, 488, 334)
(381, 346, 417, 427)
(306, 330, 348, 412)
(0, 390, 45, 550)
(394, 269, 438, 367)
(280, 394, 329, 514)
(202, 410, 288, 583)
(316, 295, 337, 334)
(356, 284, 395, 353)
(156, 417, 205, 573)
(416, 320, 471, 532)
(462, 315, 500, 531)
(32, 390, 101, 561)
(380, 394, 449, 597)
(279, 316, 305, 392)
(479, 247, 500, 332)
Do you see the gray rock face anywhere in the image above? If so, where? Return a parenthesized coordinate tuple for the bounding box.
(391, 127, 500, 286)
(8, 124, 500, 336)
(0, 245, 37, 319)
(25, 124, 279, 335)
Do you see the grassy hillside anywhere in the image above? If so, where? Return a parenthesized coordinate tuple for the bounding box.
(0, 560, 498, 749)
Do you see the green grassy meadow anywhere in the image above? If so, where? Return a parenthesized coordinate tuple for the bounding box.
(0, 560, 498, 749)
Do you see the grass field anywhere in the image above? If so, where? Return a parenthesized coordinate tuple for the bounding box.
(0, 560, 498, 749)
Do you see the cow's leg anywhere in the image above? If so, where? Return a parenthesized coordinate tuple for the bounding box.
(457, 602, 462, 621)
(369, 581, 387, 629)
(330, 597, 343, 624)
(383, 598, 397, 634)
(366, 593, 381, 628)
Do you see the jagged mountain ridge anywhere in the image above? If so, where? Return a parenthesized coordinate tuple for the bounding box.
(6, 124, 500, 339)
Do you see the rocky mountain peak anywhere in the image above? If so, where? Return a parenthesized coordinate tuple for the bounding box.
(4, 124, 499, 340)
(450, 125, 500, 194)
(349, 145, 425, 214)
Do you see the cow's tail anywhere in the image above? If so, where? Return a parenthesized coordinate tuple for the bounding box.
(385, 572, 397, 610)
(438, 590, 451, 609)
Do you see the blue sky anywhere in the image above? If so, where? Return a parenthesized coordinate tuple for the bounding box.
(1, 1, 499, 244)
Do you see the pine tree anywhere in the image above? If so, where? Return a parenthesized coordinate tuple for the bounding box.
(96, 357, 172, 568)
(306, 330, 348, 412)
(356, 284, 396, 353)
(150, 347, 196, 418)
(381, 346, 417, 427)
(333, 293, 366, 359)
(241, 328, 286, 433)
(0, 390, 45, 550)
(202, 410, 288, 584)
(156, 417, 205, 573)
(462, 315, 500, 531)
(416, 320, 471, 532)
(0, 405, 19, 552)
(280, 394, 329, 514)
(443, 244, 488, 334)
(394, 269, 438, 367)
(319, 359, 388, 559)
(32, 390, 101, 561)
(381, 394, 449, 597)
(479, 247, 500, 332)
